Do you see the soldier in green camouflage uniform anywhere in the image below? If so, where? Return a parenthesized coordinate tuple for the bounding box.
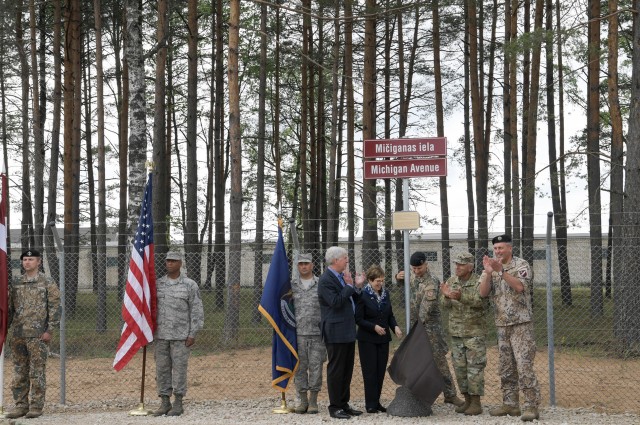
(440, 252, 489, 416)
(6, 249, 61, 419)
(153, 251, 204, 417)
(291, 253, 325, 414)
(396, 251, 464, 407)
(479, 234, 541, 422)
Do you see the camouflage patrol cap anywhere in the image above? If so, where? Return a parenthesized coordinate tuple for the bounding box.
(491, 234, 512, 244)
(165, 251, 183, 261)
(453, 252, 474, 265)
(296, 253, 313, 264)
(20, 249, 41, 260)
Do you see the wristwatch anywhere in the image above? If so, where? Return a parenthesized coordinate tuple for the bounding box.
(497, 270, 504, 278)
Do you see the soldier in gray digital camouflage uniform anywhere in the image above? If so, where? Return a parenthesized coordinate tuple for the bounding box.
(291, 253, 325, 414)
(440, 252, 489, 416)
(6, 249, 61, 419)
(153, 251, 204, 417)
(395, 251, 464, 408)
(479, 234, 541, 422)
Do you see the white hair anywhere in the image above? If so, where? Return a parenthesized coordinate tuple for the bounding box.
(325, 246, 348, 266)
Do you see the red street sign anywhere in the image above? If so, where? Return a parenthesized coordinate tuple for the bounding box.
(364, 137, 447, 158)
(364, 158, 447, 179)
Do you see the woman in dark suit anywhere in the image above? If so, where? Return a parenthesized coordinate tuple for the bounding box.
(356, 264, 403, 413)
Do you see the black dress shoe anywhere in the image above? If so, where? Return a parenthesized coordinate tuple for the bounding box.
(344, 406, 363, 416)
(376, 404, 387, 413)
(366, 407, 379, 413)
(330, 409, 351, 419)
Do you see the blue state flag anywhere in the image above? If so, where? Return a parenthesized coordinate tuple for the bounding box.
(258, 225, 299, 391)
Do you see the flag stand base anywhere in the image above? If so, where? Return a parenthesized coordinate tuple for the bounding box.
(272, 392, 294, 414)
(129, 403, 153, 416)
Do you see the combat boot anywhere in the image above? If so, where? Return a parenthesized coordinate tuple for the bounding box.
(444, 394, 465, 407)
(489, 404, 521, 416)
(307, 391, 319, 414)
(455, 393, 471, 413)
(25, 407, 43, 418)
(464, 395, 482, 416)
(153, 395, 172, 416)
(5, 406, 29, 419)
(521, 407, 539, 421)
(295, 391, 309, 414)
(167, 394, 184, 416)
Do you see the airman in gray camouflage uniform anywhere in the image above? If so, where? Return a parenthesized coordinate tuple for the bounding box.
(153, 251, 204, 417)
(480, 234, 541, 422)
(291, 253, 326, 414)
(396, 251, 464, 407)
(6, 249, 61, 419)
(440, 252, 489, 416)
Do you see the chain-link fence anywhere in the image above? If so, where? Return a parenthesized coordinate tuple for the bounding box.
(4, 233, 639, 413)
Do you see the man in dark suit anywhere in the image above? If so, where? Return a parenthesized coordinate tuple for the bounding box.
(318, 246, 365, 419)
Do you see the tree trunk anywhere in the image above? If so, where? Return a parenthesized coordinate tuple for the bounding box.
(152, 0, 170, 278)
(607, 0, 623, 302)
(63, 0, 81, 317)
(587, 0, 603, 317)
(213, 0, 226, 311)
(362, 0, 379, 270)
(16, 0, 34, 248)
(223, 0, 241, 344)
(615, 0, 640, 348)
(464, 0, 475, 252)
(327, 0, 341, 247)
(252, 0, 268, 324)
(345, 0, 355, 270)
(468, 0, 488, 254)
(503, 0, 513, 235)
(29, 0, 44, 250)
(547, 0, 572, 306)
(42, 0, 60, 283)
(94, 0, 108, 332)
(432, 0, 451, 278)
(184, 0, 200, 283)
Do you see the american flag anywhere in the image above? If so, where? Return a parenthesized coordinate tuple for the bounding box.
(113, 173, 157, 371)
(0, 166, 8, 353)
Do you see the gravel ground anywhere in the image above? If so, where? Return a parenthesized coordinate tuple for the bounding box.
(5, 398, 639, 425)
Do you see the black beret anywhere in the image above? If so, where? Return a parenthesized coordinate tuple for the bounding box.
(410, 251, 427, 266)
(21, 249, 41, 259)
(491, 234, 512, 244)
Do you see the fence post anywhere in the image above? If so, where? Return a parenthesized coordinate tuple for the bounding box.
(545, 212, 556, 406)
(49, 222, 66, 405)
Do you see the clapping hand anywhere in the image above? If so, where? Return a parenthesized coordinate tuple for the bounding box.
(482, 255, 502, 274)
(353, 272, 366, 288)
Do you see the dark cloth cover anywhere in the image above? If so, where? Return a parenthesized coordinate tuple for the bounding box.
(387, 320, 444, 405)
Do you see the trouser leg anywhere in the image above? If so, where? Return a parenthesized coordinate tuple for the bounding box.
(10, 337, 30, 409)
(170, 340, 190, 396)
(27, 338, 49, 409)
(154, 339, 173, 396)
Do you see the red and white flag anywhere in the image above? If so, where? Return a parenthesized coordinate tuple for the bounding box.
(113, 174, 157, 371)
(0, 166, 8, 353)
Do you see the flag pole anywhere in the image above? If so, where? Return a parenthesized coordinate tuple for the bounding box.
(272, 391, 294, 414)
(0, 345, 5, 418)
(129, 346, 152, 415)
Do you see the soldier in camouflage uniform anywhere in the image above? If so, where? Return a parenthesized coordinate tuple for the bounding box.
(291, 253, 325, 414)
(6, 249, 61, 419)
(479, 234, 541, 422)
(440, 252, 489, 416)
(395, 251, 464, 407)
(153, 251, 204, 417)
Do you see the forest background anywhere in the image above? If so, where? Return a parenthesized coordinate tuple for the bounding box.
(1, 0, 640, 348)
